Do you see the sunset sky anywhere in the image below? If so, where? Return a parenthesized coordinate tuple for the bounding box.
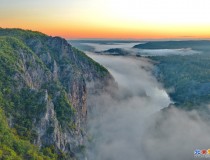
(1, 0, 210, 39)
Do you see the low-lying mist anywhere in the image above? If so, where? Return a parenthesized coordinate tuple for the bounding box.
(143, 106, 210, 160)
(137, 48, 200, 56)
(86, 54, 171, 160)
(71, 42, 210, 160)
(83, 42, 140, 52)
(79, 42, 199, 57)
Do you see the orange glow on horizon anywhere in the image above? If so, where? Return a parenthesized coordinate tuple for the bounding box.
(1, 0, 210, 40)
(6, 29, 210, 40)
(2, 23, 210, 40)
(2, 19, 210, 40)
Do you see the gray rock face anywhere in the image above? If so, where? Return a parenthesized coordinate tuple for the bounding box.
(36, 90, 62, 149)
(0, 29, 114, 159)
(29, 37, 112, 158)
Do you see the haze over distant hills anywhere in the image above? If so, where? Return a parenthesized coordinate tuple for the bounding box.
(133, 40, 210, 51)
(74, 39, 210, 110)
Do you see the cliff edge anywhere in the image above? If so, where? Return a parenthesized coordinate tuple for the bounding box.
(0, 28, 114, 159)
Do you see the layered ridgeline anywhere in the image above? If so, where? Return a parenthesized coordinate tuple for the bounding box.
(0, 28, 113, 159)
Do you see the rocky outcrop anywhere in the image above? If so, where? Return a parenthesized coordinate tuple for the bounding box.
(0, 28, 114, 159)
(36, 90, 62, 149)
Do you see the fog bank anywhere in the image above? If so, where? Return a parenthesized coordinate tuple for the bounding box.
(81, 43, 210, 160)
(137, 48, 200, 56)
(83, 42, 140, 52)
(86, 54, 171, 160)
(143, 107, 210, 160)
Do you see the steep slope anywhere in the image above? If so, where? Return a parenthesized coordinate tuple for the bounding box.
(0, 28, 113, 159)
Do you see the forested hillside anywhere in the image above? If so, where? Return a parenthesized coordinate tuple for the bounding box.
(134, 41, 210, 110)
(0, 28, 112, 160)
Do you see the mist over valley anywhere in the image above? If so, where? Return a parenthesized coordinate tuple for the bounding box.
(72, 40, 210, 160)
(2, 0, 210, 159)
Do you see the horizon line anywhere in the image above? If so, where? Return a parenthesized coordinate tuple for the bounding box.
(68, 37, 210, 41)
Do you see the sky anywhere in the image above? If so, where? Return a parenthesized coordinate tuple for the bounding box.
(1, 0, 210, 39)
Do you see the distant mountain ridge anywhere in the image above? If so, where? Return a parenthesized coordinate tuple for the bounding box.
(133, 40, 210, 51)
(0, 28, 113, 159)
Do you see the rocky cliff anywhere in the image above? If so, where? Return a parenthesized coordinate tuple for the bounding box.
(0, 28, 114, 159)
